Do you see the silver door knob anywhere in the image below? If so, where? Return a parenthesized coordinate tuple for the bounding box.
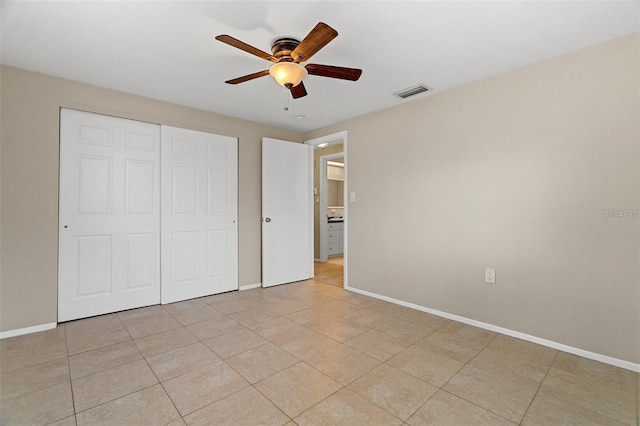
(264, 217, 271, 223)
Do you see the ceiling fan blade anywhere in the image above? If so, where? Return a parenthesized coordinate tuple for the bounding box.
(290, 82, 308, 99)
(291, 22, 338, 63)
(225, 69, 270, 85)
(305, 64, 362, 81)
(215, 35, 277, 62)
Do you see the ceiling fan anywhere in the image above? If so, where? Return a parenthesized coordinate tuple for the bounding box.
(215, 22, 362, 99)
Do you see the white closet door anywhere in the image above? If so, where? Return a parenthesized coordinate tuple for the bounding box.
(59, 109, 161, 322)
(161, 126, 238, 304)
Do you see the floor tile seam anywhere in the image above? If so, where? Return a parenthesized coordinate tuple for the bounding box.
(218, 341, 295, 384)
(457, 332, 499, 367)
(203, 331, 270, 360)
(66, 335, 134, 358)
(155, 374, 202, 421)
(72, 381, 160, 416)
(70, 356, 158, 386)
(464, 350, 551, 385)
(483, 343, 558, 369)
(396, 382, 440, 425)
(343, 376, 420, 424)
(284, 379, 348, 422)
(69, 350, 145, 381)
(118, 310, 172, 324)
(66, 338, 143, 367)
(132, 330, 198, 359)
(435, 344, 494, 406)
(545, 363, 638, 392)
(437, 389, 519, 425)
(533, 383, 637, 425)
(145, 342, 222, 383)
(504, 349, 558, 425)
(391, 342, 467, 388)
(0, 352, 71, 385)
(248, 382, 296, 423)
(307, 322, 367, 342)
(0, 371, 73, 408)
(164, 310, 223, 328)
(63, 324, 78, 421)
(63, 321, 127, 338)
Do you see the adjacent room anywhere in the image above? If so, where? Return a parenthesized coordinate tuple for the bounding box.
(1, 1, 638, 425)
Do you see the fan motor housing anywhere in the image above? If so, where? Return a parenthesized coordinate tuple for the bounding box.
(271, 37, 300, 60)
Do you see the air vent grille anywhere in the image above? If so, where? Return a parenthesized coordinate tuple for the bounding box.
(393, 84, 432, 99)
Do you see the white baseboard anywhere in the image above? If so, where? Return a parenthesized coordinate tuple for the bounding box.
(0, 322, 57, 339)
(239, 283, 261, 291)
(346, 286, 640, 373)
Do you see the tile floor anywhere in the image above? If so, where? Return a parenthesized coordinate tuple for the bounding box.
(313, 257, 344, 288)
(1, 266, 638, 425)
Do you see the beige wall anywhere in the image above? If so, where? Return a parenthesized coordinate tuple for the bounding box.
(306, 34, 640, 364)
(313, 144, 344, 259)
(0, 65, 302, 332)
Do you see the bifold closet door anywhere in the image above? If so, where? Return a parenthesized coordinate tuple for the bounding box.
(161, 126, 238, 304)
(59, 109, 161, 322)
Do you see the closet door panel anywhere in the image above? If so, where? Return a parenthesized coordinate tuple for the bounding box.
(161, 126, 238, 304)
(59, 109, 160, 322)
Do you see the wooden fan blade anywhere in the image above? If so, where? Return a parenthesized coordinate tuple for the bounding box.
(216, 35, 277, 62)
(290, 82, 308, 99)
(225, 69, 270, 85)
(305, 64, 362, 81)
(291, 22, 338, 63)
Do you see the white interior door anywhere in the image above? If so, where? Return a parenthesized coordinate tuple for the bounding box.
(59, 109, 160, 322)
(262, 138, 313, 287)
(161, 126, 238, 304)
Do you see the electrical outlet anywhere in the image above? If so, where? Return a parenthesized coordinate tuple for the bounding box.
(485, 268, 496, 284)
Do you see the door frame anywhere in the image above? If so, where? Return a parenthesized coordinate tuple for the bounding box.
(305, 130, 348, 288)
(319, 153, 344, 262)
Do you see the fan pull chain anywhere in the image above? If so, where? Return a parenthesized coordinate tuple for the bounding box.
(283, 89, 290, 111)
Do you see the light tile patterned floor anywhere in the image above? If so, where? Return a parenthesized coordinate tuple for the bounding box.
(0, 266, 638, 425)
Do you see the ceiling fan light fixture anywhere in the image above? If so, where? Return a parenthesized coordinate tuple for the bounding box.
(269, 62, 307, 88)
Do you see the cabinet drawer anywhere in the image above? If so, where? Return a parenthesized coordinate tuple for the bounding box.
(328, 222, 343, 230)
(328, 231, 340, 242)
(328, 241, 340, 254)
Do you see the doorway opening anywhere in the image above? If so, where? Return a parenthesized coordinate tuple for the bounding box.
(305, 131, 347, 288)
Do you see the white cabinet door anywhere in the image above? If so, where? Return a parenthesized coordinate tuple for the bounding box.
(161, 126, 238, 303)
(262, 138, 313, 287)
(59, 109, 161, 322)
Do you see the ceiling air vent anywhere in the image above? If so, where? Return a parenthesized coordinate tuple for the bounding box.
(393, 84, 432, 99)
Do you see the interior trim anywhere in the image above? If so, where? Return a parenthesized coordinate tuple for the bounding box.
(346, 285, 640, 373)
(0, 322, 57, 340)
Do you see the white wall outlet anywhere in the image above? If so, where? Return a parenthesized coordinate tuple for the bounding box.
(350, 191, 356, 202)
(485, 268, 496, 284)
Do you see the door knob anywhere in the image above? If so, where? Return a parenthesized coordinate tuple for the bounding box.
(264, 217, 271, 223)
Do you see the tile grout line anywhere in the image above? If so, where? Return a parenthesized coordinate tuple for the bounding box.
(516, 349, 560, 424)
(429, 332, 520, 425)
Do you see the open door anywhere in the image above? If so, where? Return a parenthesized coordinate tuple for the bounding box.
(262, 138, 314, 287)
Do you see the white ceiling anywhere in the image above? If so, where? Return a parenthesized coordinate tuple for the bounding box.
(2, 1, 638, 132)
